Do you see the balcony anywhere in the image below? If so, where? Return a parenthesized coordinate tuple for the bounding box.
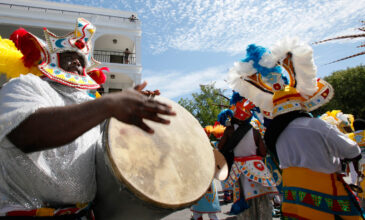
(0, 2, 140, 25)
(93, 50, 136, 65)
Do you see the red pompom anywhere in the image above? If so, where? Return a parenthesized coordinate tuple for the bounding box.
(87, 67, 109, 84)
(10, 28, 42, 68)
(74, 39, 85, 49)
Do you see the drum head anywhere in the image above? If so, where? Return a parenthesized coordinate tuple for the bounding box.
(213, 149, 228, 180)
(105, 96, 215, 209)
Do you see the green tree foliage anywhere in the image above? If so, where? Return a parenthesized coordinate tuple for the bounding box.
(313, 65, 365, 119)
(178, 83, 229, 128)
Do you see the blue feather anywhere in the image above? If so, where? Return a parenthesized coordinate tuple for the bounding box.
(218, 109, 234, 125)
(230, 91, 244, 105)
(241, 44, 282, 77)
(282, 75, 289, 85)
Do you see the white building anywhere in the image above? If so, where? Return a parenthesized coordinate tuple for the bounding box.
(0, 0, 142, 93)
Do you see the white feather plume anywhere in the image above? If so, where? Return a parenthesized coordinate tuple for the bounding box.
(227, 61, 274, 113)
(259, 51, 277, 68)
(270, 37, 318, 97)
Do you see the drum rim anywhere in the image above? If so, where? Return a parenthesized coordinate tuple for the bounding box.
(103, 117, 215, 209)
(213, 148, 228, 181)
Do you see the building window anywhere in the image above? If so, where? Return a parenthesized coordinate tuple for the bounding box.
(109, 88, 123, 93)
(110, 55, 123, 64)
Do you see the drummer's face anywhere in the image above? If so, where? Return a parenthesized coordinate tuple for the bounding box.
(59, 51, 85, 75)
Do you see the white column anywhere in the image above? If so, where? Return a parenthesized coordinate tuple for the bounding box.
(92, 33, 102, 49)
(135, 36, 141, 65)
(103, 84, 109, 93)
(134, 73, 142, 85)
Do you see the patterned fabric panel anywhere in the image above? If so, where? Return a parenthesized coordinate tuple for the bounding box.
(190, 181, 221, 213)
(244, 178, 278, 200)
(283, 187, 361, 216)
(224, 159, 276, 188)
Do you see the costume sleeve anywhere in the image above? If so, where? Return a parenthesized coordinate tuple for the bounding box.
(0, 74, 59, 142)
(323, 120, 361, 160)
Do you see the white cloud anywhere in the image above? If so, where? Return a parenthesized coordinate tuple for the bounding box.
(55, 0, 365, 54)
(52, 0, 365, 98)
(142, 65, 230, 100)
(122, 0, 365, 55)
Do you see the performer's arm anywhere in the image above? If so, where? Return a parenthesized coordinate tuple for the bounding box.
(323, 120, 361, 174)
(324, 121, 361, 160)
(218, 125, 235, 151)
(253, 128, 267, 157)
(7, 87, 175, 153)
(350, 155, 362, 177)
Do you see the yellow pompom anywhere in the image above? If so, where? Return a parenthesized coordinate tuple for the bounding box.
(0, 36, 43, 79)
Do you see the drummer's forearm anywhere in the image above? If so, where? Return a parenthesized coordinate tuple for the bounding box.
(7, 97, 111, 153)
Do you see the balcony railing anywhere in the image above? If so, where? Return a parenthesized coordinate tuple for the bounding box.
(93, 50, 136, 65)
(0, 2, 140, 23)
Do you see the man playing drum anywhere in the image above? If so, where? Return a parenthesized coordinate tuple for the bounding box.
(0, 18, 175, 219)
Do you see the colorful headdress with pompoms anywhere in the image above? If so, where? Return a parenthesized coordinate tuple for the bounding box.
(228, 37, 334, 119)
(320, 110, 354, 133)
(6, 18, 107, 89)
(228, 91, 257, 121)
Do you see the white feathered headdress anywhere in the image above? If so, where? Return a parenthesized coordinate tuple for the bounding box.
(228, 37, 333, 119)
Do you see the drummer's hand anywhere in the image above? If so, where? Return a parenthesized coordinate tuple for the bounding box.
(105, 87, 176, 134)
(134, 81, 161, 97)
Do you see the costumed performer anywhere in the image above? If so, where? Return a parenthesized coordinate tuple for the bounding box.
(320, 110, 355, 134)
(227, 37, 363, 219)
(348, 119, 365, 206)
(215, 109, 235, 204)
(218, 92, 278, 220)
(0, 18, 175, 218)
(250, 108, 284, 218)
(190, 124, 224, 220)
(190, 181, 221, 220)
(320, 110, 361, 188)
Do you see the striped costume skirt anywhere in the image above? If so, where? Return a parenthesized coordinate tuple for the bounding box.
(282, 167, 364, 220)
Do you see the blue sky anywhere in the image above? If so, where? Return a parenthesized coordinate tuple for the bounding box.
(49, 0, 365, 101)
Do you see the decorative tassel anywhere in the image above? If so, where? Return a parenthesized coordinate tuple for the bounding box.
(10, 28, 42, 68)
(87, 67, 109, 84)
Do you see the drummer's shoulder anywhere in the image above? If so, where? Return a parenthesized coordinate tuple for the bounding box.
(3, 73, 41, 86)
(0, 74, 51, 96)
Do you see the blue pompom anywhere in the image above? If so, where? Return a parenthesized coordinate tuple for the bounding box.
(217, 109, 234, 125)
(230, 91, 244, 105)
